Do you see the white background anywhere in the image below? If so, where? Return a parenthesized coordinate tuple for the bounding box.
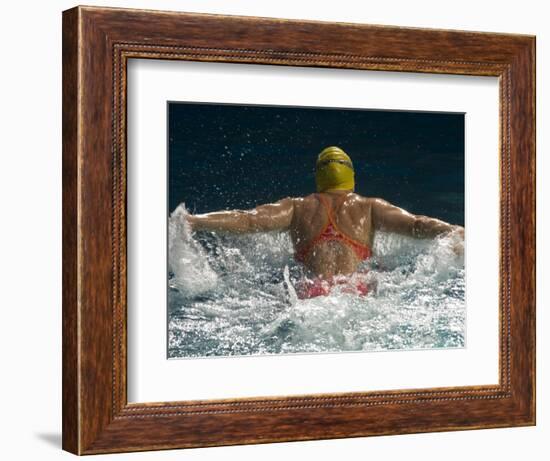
(0, 1, 545, 460)
(128, 60, 499, 402)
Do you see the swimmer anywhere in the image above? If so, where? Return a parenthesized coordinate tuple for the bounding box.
(186, 146, 464, 299)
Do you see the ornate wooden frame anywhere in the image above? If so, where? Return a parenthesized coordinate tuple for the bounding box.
(62, 5, 535, 455)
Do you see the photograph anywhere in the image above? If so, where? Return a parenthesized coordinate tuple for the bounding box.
(167, 102, 466, 358)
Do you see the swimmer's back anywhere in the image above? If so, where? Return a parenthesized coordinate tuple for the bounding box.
(289, 192, 375, 277)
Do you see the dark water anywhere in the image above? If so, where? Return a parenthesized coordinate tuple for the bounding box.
(168, 102, 464, 226)
(167, 103, 465, 358)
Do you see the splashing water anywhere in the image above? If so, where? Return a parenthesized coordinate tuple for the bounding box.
(168, 204, 465, 358)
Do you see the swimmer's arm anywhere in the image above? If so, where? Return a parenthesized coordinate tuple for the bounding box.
(371, 198, 463, 239)
(187, 198, 295, 233)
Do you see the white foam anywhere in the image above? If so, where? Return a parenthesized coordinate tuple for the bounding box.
(168, 204, 219, 296)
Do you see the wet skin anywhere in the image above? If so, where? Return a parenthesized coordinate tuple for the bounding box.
(187, 190, 464, 279)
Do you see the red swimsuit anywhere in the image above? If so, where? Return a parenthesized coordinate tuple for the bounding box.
(295, 193, 372, 263)
(294, 193, 373, 299)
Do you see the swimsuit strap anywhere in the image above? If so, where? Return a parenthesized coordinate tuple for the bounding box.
(295, 192, 371, 263)
(316, 193, 349, 229)
(316, 193, 372, 260)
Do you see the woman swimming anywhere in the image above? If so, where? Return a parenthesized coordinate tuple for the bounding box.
(186, 146, 464, 299)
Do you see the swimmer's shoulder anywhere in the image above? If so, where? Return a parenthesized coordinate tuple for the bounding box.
(353, 194, 387, 207)
(301, 193, 319, 202)
(293, 192, 375, 208)
(272, 195, 312, 213)
(347, 195, 389, 216)
(290, 194, 316, 212)
(346, 193, 376, 207)
(287, 193, 382, 209)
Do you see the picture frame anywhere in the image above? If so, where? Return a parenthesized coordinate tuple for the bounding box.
(62, 5, 535, 455)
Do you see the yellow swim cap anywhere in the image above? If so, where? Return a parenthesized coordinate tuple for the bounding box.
(315, 146, 355, 192)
